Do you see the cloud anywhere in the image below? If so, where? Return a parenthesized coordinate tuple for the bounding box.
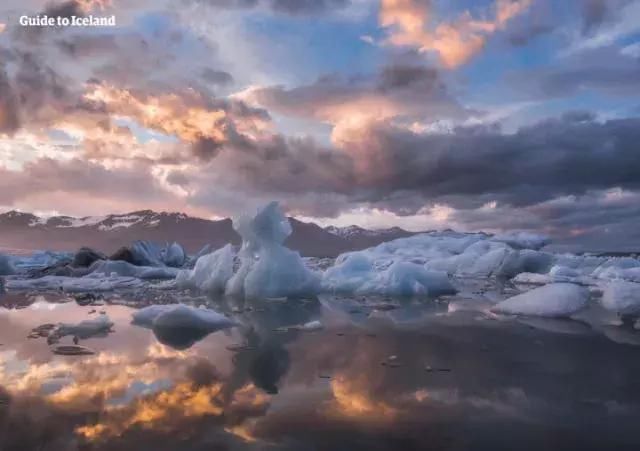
(379, 0, 532, 67)
(187, 0, 351, 15)
(246, 63, 471, 141)
(511, 46, 640, 99)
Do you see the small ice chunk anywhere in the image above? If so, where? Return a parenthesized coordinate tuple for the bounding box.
(602, 281, 640, 315)
(299, 320, 323, 331)
(56, 314, 114, 339)
(492, 283, 589, 318)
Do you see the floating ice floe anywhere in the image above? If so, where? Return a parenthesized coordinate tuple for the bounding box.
(491, 283, 590, 318)
(225, 202, 320, 299)
(6, 274, 145, 292)
(56, 314, 114, 339)
(602, 281, 640, 315)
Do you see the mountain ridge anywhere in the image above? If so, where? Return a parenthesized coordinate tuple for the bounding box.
(0, 209, 422, 258)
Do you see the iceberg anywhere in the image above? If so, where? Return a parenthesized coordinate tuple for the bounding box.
(225, 202, 320, 299)
(491, 283, 589, 318)
(332, 231, 554, 281)
(176, 244, 235, 294)
(602, 281, 640, 315)
(129, 240, 165, 266)
(0, 253, 15, 275)
(322, 255, 456, 297)
(162, 242, 186, 268)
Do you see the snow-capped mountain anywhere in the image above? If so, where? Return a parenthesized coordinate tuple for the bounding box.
(325, 225, 415, 240)
(0, 210, 422, 257)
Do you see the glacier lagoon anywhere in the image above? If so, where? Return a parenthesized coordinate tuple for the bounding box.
(1, 202, 640, 450)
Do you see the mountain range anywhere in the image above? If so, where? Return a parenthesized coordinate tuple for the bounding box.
(0, 210, 421, 257)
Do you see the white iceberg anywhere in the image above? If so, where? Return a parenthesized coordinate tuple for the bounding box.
(491, 283, 589, 318)
(331, 231, 554, 281)
(225, 202, 320, 299)
(602, 281, 640, 315)
(176, 244, 235, 294)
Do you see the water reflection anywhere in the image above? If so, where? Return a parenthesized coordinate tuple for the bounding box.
(0, 293, 640, 450)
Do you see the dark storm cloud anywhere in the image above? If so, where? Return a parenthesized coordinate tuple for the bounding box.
(510, 46, 640, 99)
(0, 158, 173, 205)
(184, 112, 640, 222)
(340, 114, 640, 209)
(0, 67, 21, 133)
(448, 189, 640, 252)
(251, 63, 471, 124)
(0, 50, 83, 134)
(578, 0, 633, 36)
(200, 67, 233, 85)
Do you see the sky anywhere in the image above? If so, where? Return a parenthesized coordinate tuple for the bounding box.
(0, 0, 639, 251)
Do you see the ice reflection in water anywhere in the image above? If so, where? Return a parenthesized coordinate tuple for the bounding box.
(0, 291, 640, 451)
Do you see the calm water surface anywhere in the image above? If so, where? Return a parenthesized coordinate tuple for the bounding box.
(1, 289, 640, 451)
